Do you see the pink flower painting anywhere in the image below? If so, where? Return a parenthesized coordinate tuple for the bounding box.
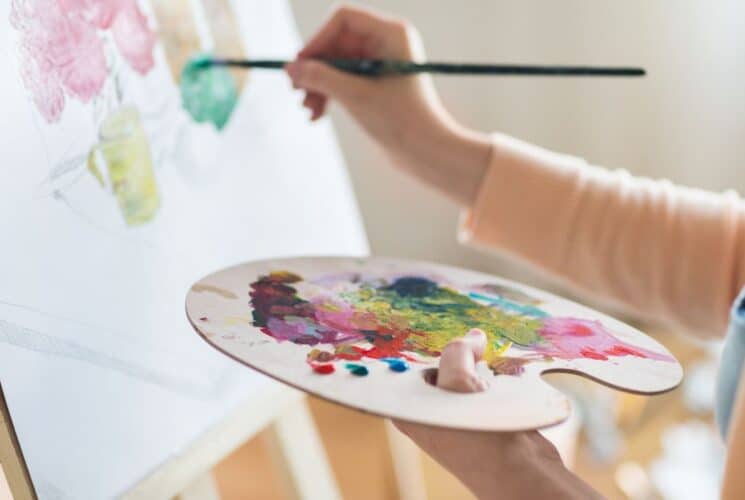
(10, 0, 157, 122)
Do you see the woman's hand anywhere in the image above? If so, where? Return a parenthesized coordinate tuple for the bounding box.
(394, 329, 603, 499)
(286, 4, 492, 206)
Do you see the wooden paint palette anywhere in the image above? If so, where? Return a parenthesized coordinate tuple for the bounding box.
(186, 257, 682, 431)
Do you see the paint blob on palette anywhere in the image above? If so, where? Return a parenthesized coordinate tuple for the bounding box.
(186, 257, 683, 431)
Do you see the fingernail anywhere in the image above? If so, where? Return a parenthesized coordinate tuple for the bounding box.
(468, 329, 484, 337)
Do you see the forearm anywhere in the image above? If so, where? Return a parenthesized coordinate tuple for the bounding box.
(391, 116, 492, 206)
(501, 463, 603, 500)
(471, 461, 602, 500)
(459, 132, 745, 338)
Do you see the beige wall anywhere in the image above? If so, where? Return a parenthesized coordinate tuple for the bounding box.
(290, 0, 745, 294)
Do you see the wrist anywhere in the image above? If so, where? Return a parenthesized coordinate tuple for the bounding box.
(396, 116, 492, 207)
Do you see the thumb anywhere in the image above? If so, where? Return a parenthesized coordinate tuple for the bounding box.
(437, 329, 489, 393)
(286, 59, 372, 104)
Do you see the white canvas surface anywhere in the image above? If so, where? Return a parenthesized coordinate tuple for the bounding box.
(0, 1, 368, 498)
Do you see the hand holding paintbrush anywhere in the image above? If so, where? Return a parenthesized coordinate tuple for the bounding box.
(275, 7, 641, 206)
(282, 5, 509, 205)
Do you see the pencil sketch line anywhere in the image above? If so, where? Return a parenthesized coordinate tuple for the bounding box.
(0, 319, 227, 400)
(0, 299, 155, 347)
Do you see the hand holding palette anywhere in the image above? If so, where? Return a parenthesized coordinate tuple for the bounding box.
(186, 257, 682, 431)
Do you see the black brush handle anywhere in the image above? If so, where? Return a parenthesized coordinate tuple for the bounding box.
(211, 59, 285, 69)
(209, 58, 645, 77)
(395, 62, 645, 77)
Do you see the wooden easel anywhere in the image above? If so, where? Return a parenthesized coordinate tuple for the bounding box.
(0, 382, 429, 500)
(0, 384, 36, 500)
(0, 382, 342, 500)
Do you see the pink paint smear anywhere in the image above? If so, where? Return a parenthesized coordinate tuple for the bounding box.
(535, 317, 674, 362)
(10, 0, 157, 122)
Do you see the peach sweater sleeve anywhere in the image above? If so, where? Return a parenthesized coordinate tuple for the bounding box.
(460, 133, 745, 338)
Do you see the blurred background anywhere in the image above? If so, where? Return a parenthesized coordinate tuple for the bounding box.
(216, 1, 742, 498)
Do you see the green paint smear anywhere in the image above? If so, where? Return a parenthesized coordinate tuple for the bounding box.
(345, 363, 369, 376)
(349, 283, 542, 348)
(180, 53, 238, 130)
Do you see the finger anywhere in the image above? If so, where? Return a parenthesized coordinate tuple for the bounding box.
(311, 95, 328, 120)
(298, 7, 346, 58)
(301, 92, 314, 116)
(302, 92, 314, 109)
(437, 329, 489, 393)
(303, 92, 327, 120)
(336, 28, 368, 58)
(286, 59, 372, 105)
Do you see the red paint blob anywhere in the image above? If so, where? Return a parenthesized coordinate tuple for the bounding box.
(312, 364, 335, 375)
(580, 347, 608, 360)
(607, 344, 645, 357)
(571, 324, 594, 336)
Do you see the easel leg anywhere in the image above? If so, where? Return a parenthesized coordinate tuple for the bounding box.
(384, 420, 427, 500)
(263, 397, 340, 500)
(175, 471, 220, 500)
(0, 384, 36, 500)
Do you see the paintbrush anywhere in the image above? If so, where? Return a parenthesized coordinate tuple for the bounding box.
(197, 57, 645, 77)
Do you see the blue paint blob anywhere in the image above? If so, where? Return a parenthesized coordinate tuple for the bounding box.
(345, 363, 369, 376)
(384, 277, 438, 297)
(380, 358, 410, 372)
(389, 361, 409, 372)
(467, 291, 549, 318)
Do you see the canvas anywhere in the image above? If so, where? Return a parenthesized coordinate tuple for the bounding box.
(187, 257, 683, 431)
(0, 1, 367, 497)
